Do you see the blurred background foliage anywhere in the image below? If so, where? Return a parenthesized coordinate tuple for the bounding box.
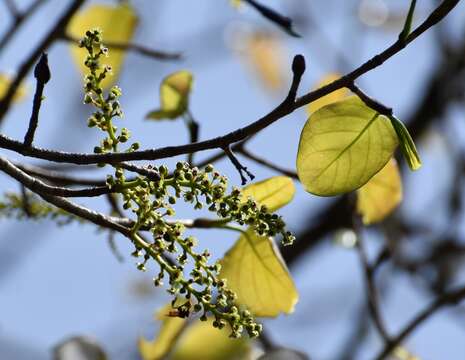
(0, 0, 465, 359)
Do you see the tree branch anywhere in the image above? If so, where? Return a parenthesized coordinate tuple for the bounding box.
(0, 0, 85, 122)
(352, 212, 391, 343)
(0, 0, 459, 164)
(0, 0, 49, 53)
(62, 33, 182, 61)
(238, 147, 298, 179)
(23, 53, 51, 147)
(0, 155, 111, 197)
(374, 284, 465, 360)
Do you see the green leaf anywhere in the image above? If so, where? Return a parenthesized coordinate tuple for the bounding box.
(357, 158, 403, 225)
(389, 116, 422, 171)
(296, 96, 398, 196)
(138, 305, 187, 360)
(220, 229, 298, 317)
(241, 176, 295, 212)
(171, 318, 250, 360)
(146, 70, 193, 120)
(67, 3, 138, 89)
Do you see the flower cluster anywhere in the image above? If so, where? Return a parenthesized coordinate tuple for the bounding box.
(81, 29, 293, 338)
(79, 29, 139, 155)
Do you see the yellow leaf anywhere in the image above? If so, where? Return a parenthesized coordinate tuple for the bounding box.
(138, 305, 187, 360)
(171, 319, 250, 360)
(0, 73, 27, 103)
(296, 96, 398, 196)
(67, 3, 138, 89)
(357, 158, 402, 225)
(244, 32, 287, 91)
(146, 70, 193, 120)
(241, 176, 295, 212)
(220, 229, 298, 317)
(307, 73, 349, 114)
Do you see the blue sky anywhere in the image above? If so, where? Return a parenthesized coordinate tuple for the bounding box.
(1, 0, 465, 359)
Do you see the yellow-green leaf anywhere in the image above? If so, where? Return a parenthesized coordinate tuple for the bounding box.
(0, 73, 27, 103)
(146, 70, 193, 120)
(220, 229, 298, 317)
(138, 305, 187, 360)
(357, 158, 402, 225)
(67, 3, 138, 89)
(307, 73, 349, 114)
(296, 96, 398, 196)
(171, 319, 250, 360)
(241, 176, 295, 212)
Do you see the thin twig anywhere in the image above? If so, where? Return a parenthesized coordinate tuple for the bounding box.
(16, 162, 108, 186)
(244, 0, 301, 37)
(352, 212, 391, 343)
(223, 145, 255, 185)
(0, 155, 111, 197)
(62, 33, 182, 61)
(24, 53, 51, 147)
(184, 110, 199, 164)
(0, 1, 459, 164)
(374, 284, 465, 360)
(347, 82, 393, 117)
(0, 0, 49, 53)
(0, 0, 85, 122)
(238, 147, 298, 179)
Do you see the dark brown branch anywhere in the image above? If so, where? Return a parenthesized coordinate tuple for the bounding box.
(23, 53, 51, 147)
(244, 0, 300, 37)
(375, 284, 465, 360)
(0, 155, 111, 197)
(0, 1, 459, 165)
(16, 162, 107, 186)
(347, 83, 393, 117)
(0, 0, 85, 122)
(62, 33, 182, 61)
(39, 193, 130, 235)
(184, 110, 199, 164)
(223, 146, 255, 185)
(352, 213, 391, 343)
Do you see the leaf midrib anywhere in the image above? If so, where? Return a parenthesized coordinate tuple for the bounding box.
(314, 113, 380, 181)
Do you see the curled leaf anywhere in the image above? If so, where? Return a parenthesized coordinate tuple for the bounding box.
(390, 116, 422, 171)
(146, 70, 193, 120)
(357, 158, 403, 224)
(296, 96, 398, 196)
(220, 229, 298, 317)
(67, 3, 138, 89)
